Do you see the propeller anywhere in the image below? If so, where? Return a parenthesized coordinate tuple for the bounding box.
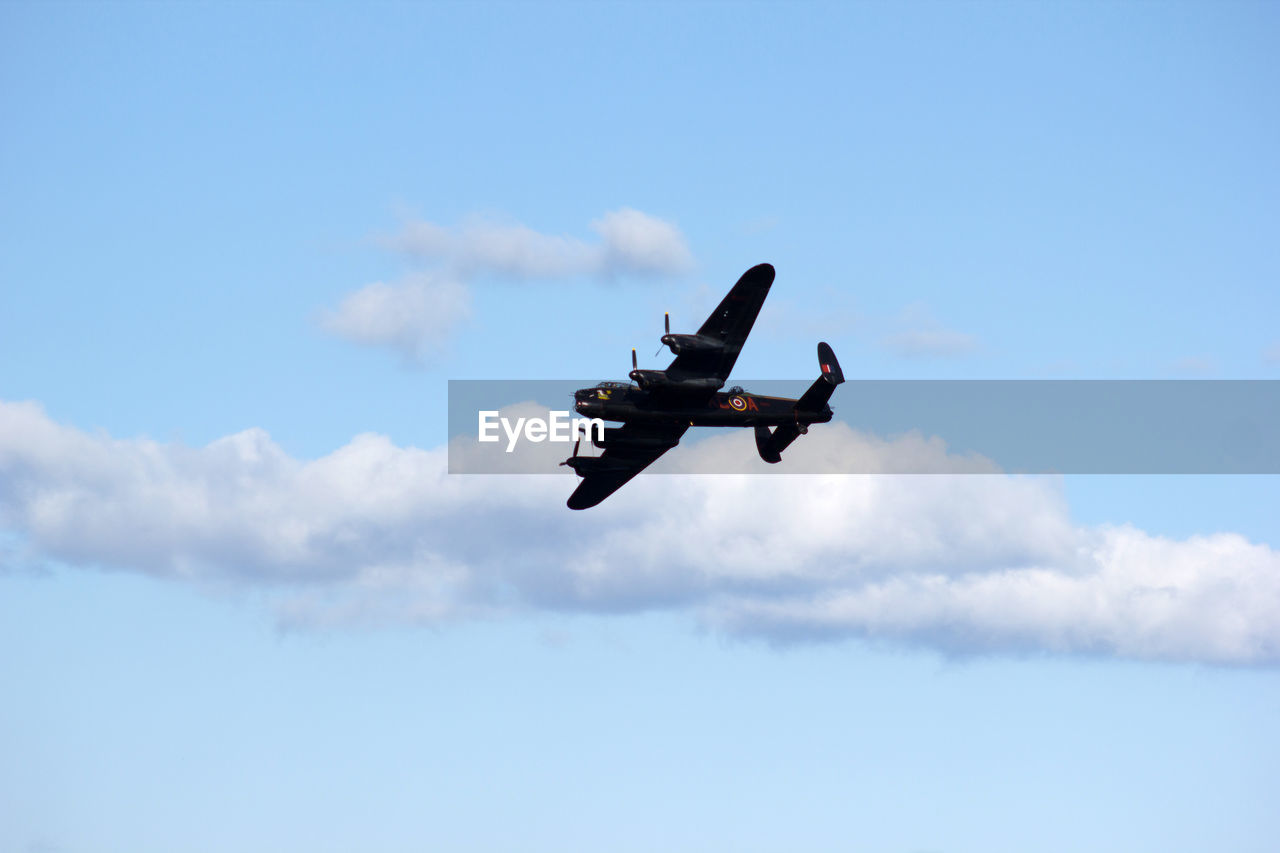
(655, 312, 670, 356)
(559, 436, 581, 466)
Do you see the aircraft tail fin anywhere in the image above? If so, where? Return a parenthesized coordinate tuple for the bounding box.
(817, 341, 844, 384)
(795, 341, 844, 413)
(755, 342, 844, 464)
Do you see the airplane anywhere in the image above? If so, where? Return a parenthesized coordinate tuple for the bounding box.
(562, 262, 844, 509)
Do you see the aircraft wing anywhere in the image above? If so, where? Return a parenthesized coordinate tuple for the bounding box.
(566, 422, 689, 510)
(667, 262, 775, 384)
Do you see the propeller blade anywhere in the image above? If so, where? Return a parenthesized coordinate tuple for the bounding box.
(631, 348, 638, 371)
(560, 436, 581, 466)
(656, 312, 670, 356)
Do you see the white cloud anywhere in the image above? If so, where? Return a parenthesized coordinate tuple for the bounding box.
(589, 208, 693, 276)
(386, 219, 597, 279)
(320, 209, 693, 363)
(718, 527, 1280, 663)
(383, 208, 692, 279)
(317, 273, 470, 365)
(880, 302, 979, 358)
(3, 398, 1278, 664)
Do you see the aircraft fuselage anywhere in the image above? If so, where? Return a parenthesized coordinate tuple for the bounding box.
(573, 384, 833, 428)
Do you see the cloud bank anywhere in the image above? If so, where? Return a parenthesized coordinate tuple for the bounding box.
(2, 399, 1277, 664)
(319, 208, 692, 363)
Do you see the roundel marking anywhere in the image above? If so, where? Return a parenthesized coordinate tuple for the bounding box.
(729, 395, 747, 411)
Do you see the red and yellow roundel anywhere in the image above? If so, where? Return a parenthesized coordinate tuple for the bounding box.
(729, 395, 747, 411)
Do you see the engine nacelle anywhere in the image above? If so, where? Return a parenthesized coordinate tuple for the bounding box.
(661, 333, 723, 355)
(629, 368, 724, 394)
(562, 455, 635, 475)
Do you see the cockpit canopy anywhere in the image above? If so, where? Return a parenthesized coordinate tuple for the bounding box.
(575, 380, 632, 402)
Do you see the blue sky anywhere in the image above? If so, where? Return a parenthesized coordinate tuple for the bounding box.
(2, 2, 1278, 851)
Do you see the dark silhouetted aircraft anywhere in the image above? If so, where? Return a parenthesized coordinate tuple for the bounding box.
(563, 263, 844, 509)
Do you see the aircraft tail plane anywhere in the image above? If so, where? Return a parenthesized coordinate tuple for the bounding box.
(755, 342, 844, 464)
